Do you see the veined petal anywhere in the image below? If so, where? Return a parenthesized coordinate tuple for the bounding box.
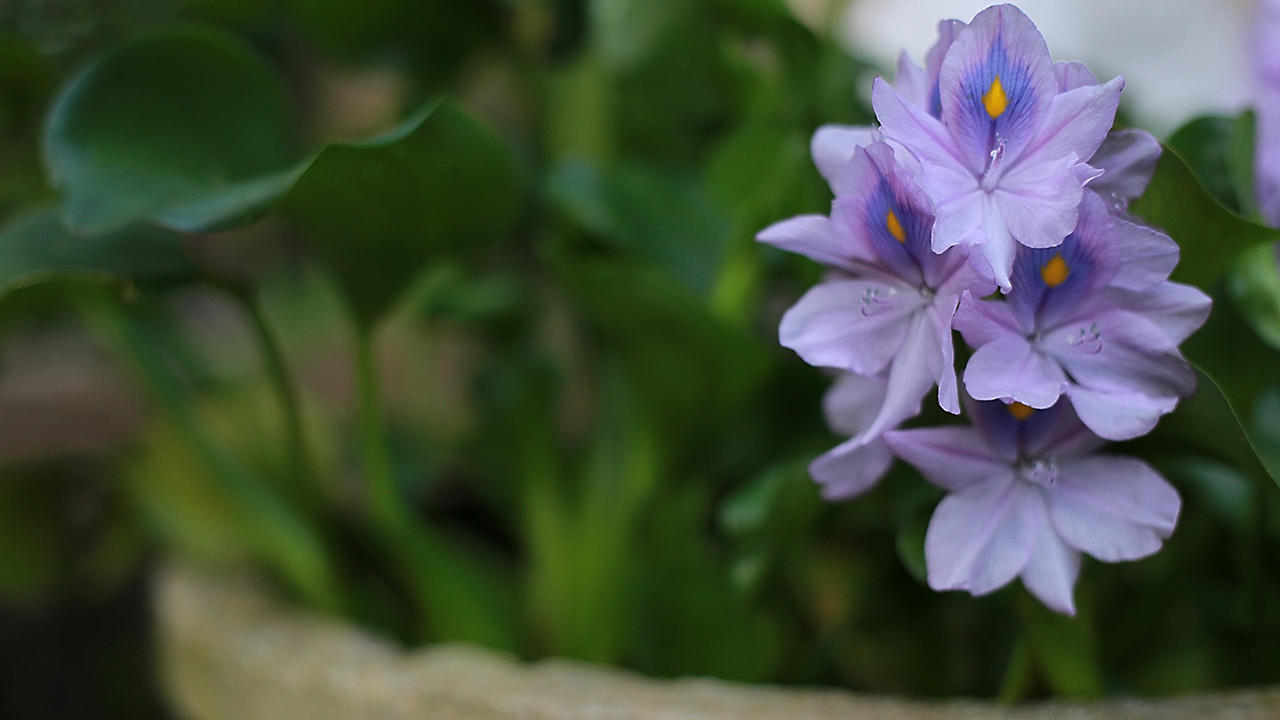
(977, 192, 1019, 290)
(994, 153, 1082, 250)
(1012, 76, 1123, 171)
(1065, 385, 1178, 441)
(925, 475, 1037, 596)
(858, 312, 941, 440)
(811, 124, 878, 193)
(953, 292, 1023, 346)
(885, 426, 1007, 491)
(1018, 496, 1081, 615)
(756, 214, 863, 271)
(929, 298, 962, 414)
(1088, 130, 1162, 207)
(939, 4, 1057, 170)
(779, 279, 922, 375)
(1108, 215, 1180, 291)
(1054, 60, 1098, 92)
(1045, 309, 1197, 401)
(964, 335, 1067, 408)
(1048, 455, 1180, 562)
(923, 19, 968, 117)
(894, 50, 931, 110)
(834, 142, 938, 285)
(810, 436, 895, 500)
(822, 373, 889, 437)
(1105, 283, 1212, 345)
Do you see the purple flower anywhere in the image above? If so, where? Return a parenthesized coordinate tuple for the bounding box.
(808, 373, 894, 500)
(759, 142, 993, 494)
(885, 399, 1181, 615)
(954, 192, 1211, 441)
(872, 4, 1124, 290)
(1255, 0, 1280, 226)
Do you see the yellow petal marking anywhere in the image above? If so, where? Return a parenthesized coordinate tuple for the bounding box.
(885, 210, 907, 243)
(982, 76, 1008, 119)
(1041, 254, 1070, 287)
(1007, 402, 1035, 421)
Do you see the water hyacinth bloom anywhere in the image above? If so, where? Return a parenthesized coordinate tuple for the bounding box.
(873, 4, 1124, 289)
(759, 141, 993, 495)
(954, 192, 1211, 441)
(885, 399, 1181, 615)
(1255, 0, 1280, 226)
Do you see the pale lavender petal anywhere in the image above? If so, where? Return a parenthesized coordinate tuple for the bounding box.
(953, 291, 1024, 346)
(1047, 455, 1181, 562)
(884, 426, 1007, 491)
(1106, 283, 1212, 345)
(938, 4, 1057, 170)
(925, 475, 1037, 595)
(1108, 215, 1180, 291)
(810, 436, 895, 500)
(928, 298, 962, 414)
(1013, 77, 1124, 171)
(756, 215, 862, 272)
(1045, 309, 1197, 402)
(1089, 129, 1162, 207)
(779, 279, 922, 375)
(931, 188, 986, 256)
(964, 335, 1067, 408)
(994, 154, 1083, 250)
(1018, 496, 1081, 615)
(1021, 400, 1106, 459)
(811, 124, 878, 193)
(1254, 0, 1280, 226)
(923, 19, 968, 117)
(1054, 60, 1098, 92)
(823, 373, 889, 437)
(977, 193, 1018, 290)
(859, 312, 942, 440)
(894, 50, 930, 110)
(1065, 385, 1178, 441)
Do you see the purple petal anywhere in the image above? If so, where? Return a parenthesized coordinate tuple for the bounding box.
(1047, 455, 1181, 562)
(994, 153, 1083, 250)
(1108, 215, 1180, 292)
(779, 279, 923, 375)
(1054, 61, 1098, 92)
(929, 298, 962, 414)
(893, 50, 930, 111)
(938, 4, 1057, 171)
(1045, 309, 1197, 404)
(885, 426, 1009, 491)
(811, 125, 878, 193)
(953, 291, 1024, 346)
(1065, 385, 1178, 441)
(977, 193, 1020, 290)
(1254, 0, 1280, 226)
(923, 19, 968, 117)
(810, 436, 895, 500)
(859, 312, 942, 440)
(833, 142, 938, 285)
(1106, 283, 1211, 345)
(1088, 129, 1162, 207)
(1022, 400, 1107, 459)
(756, 215, 862, 272)
(1018, 497, 1081, 615)
(964, 335, 1068, 409)
(1013, 77, 1124, 172)
(925, 475, 1037, 595)
(822, 373, 889, 437)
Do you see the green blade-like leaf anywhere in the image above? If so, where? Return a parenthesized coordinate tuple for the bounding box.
(44, 25, 300, 234)
(281, 100, 522, 324)
(1130, 144, 1279, 288)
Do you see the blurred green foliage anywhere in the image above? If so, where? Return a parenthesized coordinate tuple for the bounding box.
(0, 0, 1279, 710)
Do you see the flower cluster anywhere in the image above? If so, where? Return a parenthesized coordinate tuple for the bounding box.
(759, 4, 1211, 614)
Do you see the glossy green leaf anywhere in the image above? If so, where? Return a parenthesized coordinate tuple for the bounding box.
(0, 208, 197, 307)
(1228, 242, 1280, 351)
(45, 25, 300, 234)
(1130, 144, 1278, 288)
(282, 100, 522, 324)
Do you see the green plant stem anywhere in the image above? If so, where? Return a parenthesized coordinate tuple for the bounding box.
(233, 284, 314, 505)
(353, 324, 407, 529)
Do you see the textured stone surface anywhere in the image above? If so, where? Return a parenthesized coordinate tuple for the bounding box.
(156, 563, 1280, 720)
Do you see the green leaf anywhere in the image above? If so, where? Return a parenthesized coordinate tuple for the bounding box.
(45, 25, 300, 234)
(1228, 242, 1280, 351)
(1016, 592, 1103, 697)
(281, 100, 522, 324)
(0, 208, 197, 307)
(1130, 144, 1279, 288)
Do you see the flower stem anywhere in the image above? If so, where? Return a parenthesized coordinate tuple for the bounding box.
(353, 324, 407, 528)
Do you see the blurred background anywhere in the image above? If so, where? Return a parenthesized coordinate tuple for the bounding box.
(0, 0, 1276, 718)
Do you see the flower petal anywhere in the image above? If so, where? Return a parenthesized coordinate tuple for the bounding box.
(885, 426, 1008, 491)
(1108, 215, 1180, 292)
(964, 335, 1068, 409)
(859, 311, 941, 440)
(756, 214, 862, 271)
(953, 291, 1024, 346)
(1045, 309, 1197, 402)
(1054, 61, 1098, 92)
(779, 279, 922, 375)
(938, 4, 1057, 170)
(811, 124, 877, 193)
(994, 153, 1083, 250)
(1064, 385, 1178, 441)
(1088, 129, 1162, 207)
(1018, 497, 1082, 615)
(925, 474, 1037, 595)
(1014, 76, 1124, 171)
(1105, 283, 1212, 345)
(822, 373, 889, 437)
(1048, 455, 1181, 562)
(810, 436, 895, 500)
